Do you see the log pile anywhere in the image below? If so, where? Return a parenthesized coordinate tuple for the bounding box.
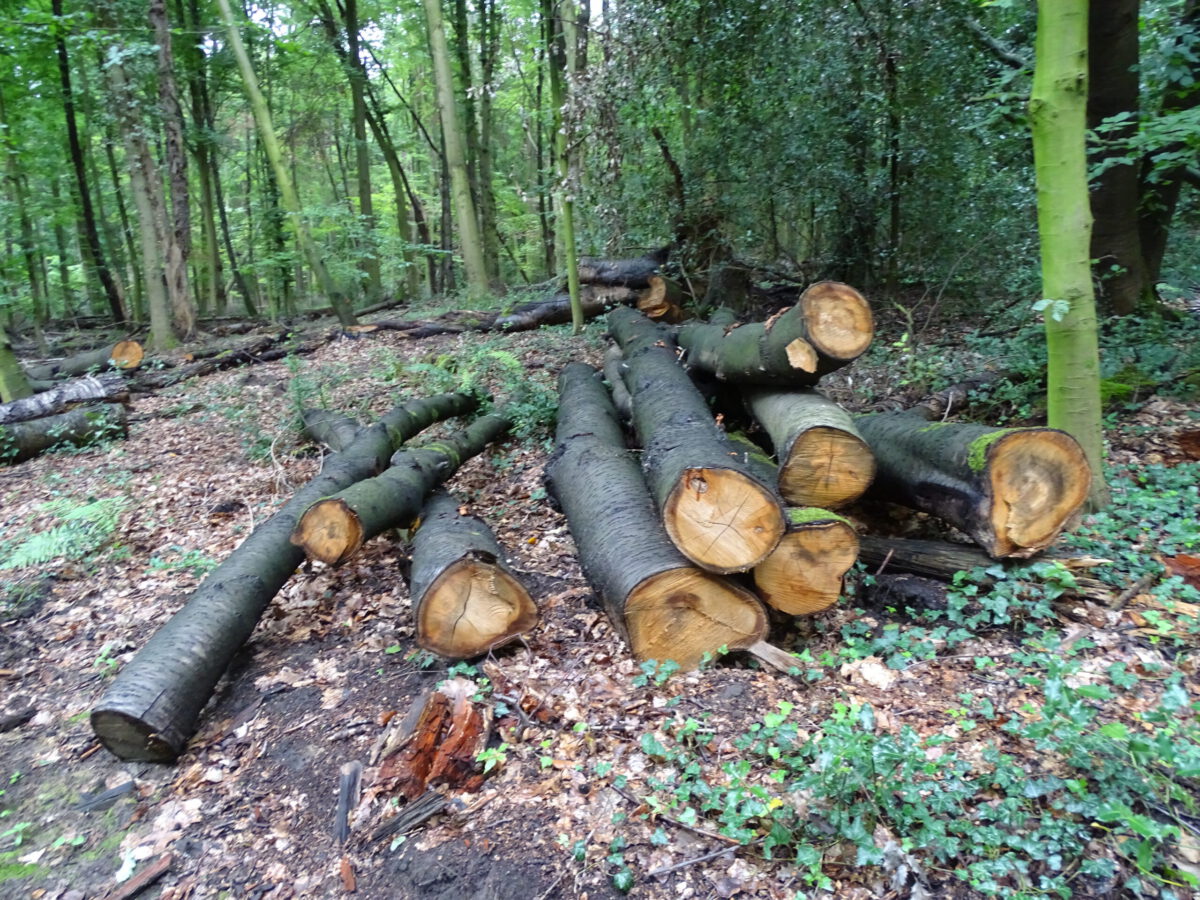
(0, 371, 131, 464)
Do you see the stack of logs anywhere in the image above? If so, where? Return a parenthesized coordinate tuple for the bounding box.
(548, 282, 1093, 669)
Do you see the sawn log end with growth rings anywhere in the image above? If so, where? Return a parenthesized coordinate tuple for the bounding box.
(753, 508, 860, 615)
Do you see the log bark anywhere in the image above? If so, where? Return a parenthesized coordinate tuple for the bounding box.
(855, 410, 1091, 558)
(0, 372, 128, 425)
(0, 404, 127, 465)
(607, 307, 785, 573)
(676, 282, 874, 385)
(90, 392, 476, 761)
(300, 408, 362, 453)
(576, 247, 669, 288)
(637, 275, 685, 323)
(23, 341, 143, 382)
(601, 344, 633, 423)
(754, 508, 860, 615)
(291, 411, 511, 566)
(744, 387, 875, 509)
(409, 491, 537, 658)
(545, 362, 767, 668)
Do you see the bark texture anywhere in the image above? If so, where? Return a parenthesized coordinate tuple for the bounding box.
(90, 392, 475, 761)
(608, 307, 785, 573)
(409, 491, 537, 658)
(546, 362, 766, 668)
(576, 248, 668, 288)
(0, 372, 127, 425)
(0, 404, 127, 465)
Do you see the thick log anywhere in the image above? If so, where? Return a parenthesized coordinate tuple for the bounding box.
(744, 387, 875, 509)
(676, 282, 874, 385)
(576, 247, 669, 288)
(637, 275, 685, 323)
(0, 404, 127, 465)
(0, 372, 128, 425)
(90, 392, 477, 761)
(409, 491, 537, 658)
(855, 411, 1091, 558)
(291, 411, 511, 566)
(546, 363, 767, 668)
(23, 340, 143, 381)
(607, 307, 785, 573)
(754, 508, 860, 615)
(495, 285, 640, 331)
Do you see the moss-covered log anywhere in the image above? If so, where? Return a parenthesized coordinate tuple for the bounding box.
(546, 362, 767, 668)
(23, 340, 143, 381)
(409, 491, 537, 658)
(744, 387, 875, 509)
(291, 411, 511, 566)
(676, 282, 873, 385)
(754, 508, 860, 615)
(608, 307, 785, 573)
(0, 403, 127, 464)
(856, 411, 1091, 558)
(90, 392, 476, 762)
(0, 372, 128, 426)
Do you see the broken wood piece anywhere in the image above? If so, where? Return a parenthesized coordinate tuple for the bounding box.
(335, 761, 362, 845)
(637, 275, 685, 323)
(0, 707, 35, 733)
(0, 371, 127, 425)
(99, 852, 172, 900)
(368, 789, 449, 845)
(754, 508, 860, 615)
(0, 403, 128, 465)
(410, 491, 537, 658)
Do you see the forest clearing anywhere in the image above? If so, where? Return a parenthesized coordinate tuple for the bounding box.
(2, 0, 1200, 897)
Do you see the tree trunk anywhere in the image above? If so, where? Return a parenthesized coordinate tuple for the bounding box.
(423, 0, 490, 303)
(1030, 0, 1108, 507)
(409, 490, 537, 658)
(0, 84, 48, 350)
(90, 392, 476, 761)
(0, 372, 127, 425)
(495, 284, 638, 330)
(608, 307, 785, 573)
(856, 410, 1091, 558)
(0, 324, 33, 403)
(300, 407, 363, 453)
(577, 249, 668, 288)
(754, 508, 859, 616)
(676, 283, 874, 385)
(23, 341, 143, 382)
(637, 275, 684, 323)
(345, 0, 383, 304)
(50, 177, 76, 318)
(543, 0, 582, 331)
(1, 404, 127, 465)
(743, 387, 875, 509)
(292, 411, 510, 566)
(477, 0, 502, 283)
(546, 362, 767, 668)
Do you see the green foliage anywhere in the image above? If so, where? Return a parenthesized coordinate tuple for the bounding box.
(0, 496, 126, 571)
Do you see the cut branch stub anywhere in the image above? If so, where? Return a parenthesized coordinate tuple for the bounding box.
(410, 491, 537, 658)
(546, 362, 766, 668)
(744, 387, 875, 509)
(607, 307, 784, 573)
(856, 411, 1091, 558)
(292, 411, 511, 566)
(675, 281, 874, 385)
(753, 508, 860, 615)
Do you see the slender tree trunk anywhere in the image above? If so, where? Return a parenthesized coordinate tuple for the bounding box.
(451, 0, 482, 223)
(0, 324, 33, 403)
(99, 124, 140, 321)
(50, 177, 76, 317)
(345, 0, 383, 302)
(477, 0, 501, 283)
(1030, 0, 1108, 507)
(0, 84, 48, 350)
(423, 0, 489, 303)
(216, 0, 357, 325)
(53, 0, 125, 324)
(543, 0, 582, 331)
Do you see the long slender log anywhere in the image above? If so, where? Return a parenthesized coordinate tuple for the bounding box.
(300, 408, 362, 453)
(855, 410, 1091, 558)
(576, 247, 668, 288)
(409, 491, 537, 658)
(291, 411, 511, 566)
(23, 341, 143, 382)
(546, 363, 767, 668)
(0, 404, 128, 465)
(608, 307, 785, 573)
(743, 387, 875, 509)
(754, 508, 860, 615)
(90, 392, 476, 761)
(0, 372, 127, 425)
(676, 282, 874, 385)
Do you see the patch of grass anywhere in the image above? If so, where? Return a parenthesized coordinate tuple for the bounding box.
(0, 496, 127, 572)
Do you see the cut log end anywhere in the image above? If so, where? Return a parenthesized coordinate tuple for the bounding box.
(799, 282, 874, 360)
(90, 709, 177, 763)
(290, 499, 364, 566)
(779, 426, 876, 509)
(637, 276, 685, 323)
(663, 468, 785, 573)
(112, 340, 144, 370)
(416, 557, 538, 658)
(625, 567, 767, 669)
(753, 514, 859, 615)
(987, 430, 1090, 557)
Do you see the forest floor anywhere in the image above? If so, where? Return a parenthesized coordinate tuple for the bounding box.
(1, 304, 1199, 900)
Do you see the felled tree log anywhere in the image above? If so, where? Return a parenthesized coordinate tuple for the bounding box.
(0, 404, 128, 465)
(0, 372, 128, 425)
(602, 344, 633, 423)
(637, 275, 685, 323)
(608, 307, 785, 573)
(90, 392, 476, 761)
(855, 411, 1091, 558)
(744, 387, 875, 509)
(676, 282, 874, 385)
(291, 411, 511, 566)
(299, 407, 363, 453)
(132, 332, 333, 390)
(23, 340, 143, 381)
(494, 285, 640, 331)
(409, 491, 537, 658)
(576, 247, 669, 288)
(546, 362, 767, 669)
(754, 508, 860, 615)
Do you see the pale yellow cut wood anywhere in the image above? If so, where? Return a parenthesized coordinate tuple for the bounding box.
(290, 499, 364, 566)
(779, 426, 876, 508)
(112, 340, 144, 369)
(784, 338, 818, 373)
(800, 282, 874, 359)
(663, 467, 784, 573)
(988, 430, 1090, 558)
(754, 518, 859, 615)
(416, 558, 537, 657)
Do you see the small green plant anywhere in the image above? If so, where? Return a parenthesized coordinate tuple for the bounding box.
(0, 496, 127, 571)
(631, 658, 681, 687)
(146, 547, 217, 578)
(476, 743, 510, 775)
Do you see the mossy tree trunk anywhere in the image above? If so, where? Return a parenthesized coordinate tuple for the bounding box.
(1, 404, 127, 465)
(0, 325, 33, 403)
